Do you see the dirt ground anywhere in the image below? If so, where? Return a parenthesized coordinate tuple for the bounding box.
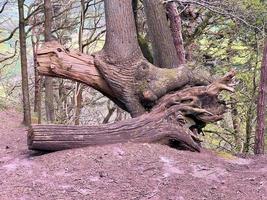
(0, 109, 267, 200)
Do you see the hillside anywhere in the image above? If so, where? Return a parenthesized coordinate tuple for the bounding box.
(0, 109, 266, 200)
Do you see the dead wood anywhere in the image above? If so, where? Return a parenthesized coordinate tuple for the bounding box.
(28, 70, 235, 152)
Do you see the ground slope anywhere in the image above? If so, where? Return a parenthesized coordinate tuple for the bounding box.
(0, 109, 266, 200)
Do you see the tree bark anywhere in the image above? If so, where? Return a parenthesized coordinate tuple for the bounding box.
(254, 38, 267, 155)
(44, 0, 55, 123)
(28, 114, 200, 152)
(18, 0, 31, 126)
(74, 0, 86, 125)
(143, 0, 179, 68)
(29, 70, 235, 152)
(32, 36, 42, 124)
(243, 103, 254, 153)
(230, 97, 243, 152)
(166, 2, 186, 66)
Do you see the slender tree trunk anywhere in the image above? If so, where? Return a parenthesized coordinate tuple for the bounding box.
(243, 103, 254, 153)
(230, 97, 243, 152)
(32, 38, 42, 124)
(31, 25, 42, 124)
(44, 0, 55, 123)
(254, 38, 267, 155)
(74, 0, 86, 125)
(18, 0, 31, 126)
(184, 4, 197, 61)
(166, 2, 186, 66)
(143, 0, 179, 68)
(103, 100, 116, 124)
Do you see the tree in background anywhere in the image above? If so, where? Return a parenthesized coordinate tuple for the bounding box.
(254, 38, 267, 154)
(18, 0, 31, 126)
(43, 0, 55, 123)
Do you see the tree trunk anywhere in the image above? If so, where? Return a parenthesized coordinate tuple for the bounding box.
(32, 38, 42, 124)
(31, 26, 42, 124)
(102, 100, 116, 124)
(230, 97, 243, 152)
(243, 103, 254, 153)
(132, 0, 154, 63)
(143, 0, 179, 68)
(31, 0, 235, 152)
(28, 113, 200, 152)
(74, 0, 86, 125)
(18, 0, 31, 126)
(29, 69, 235, 151)
(166, 2, 186, 66)
(254, 38, 267, 155)
(44, 0, 55, 123)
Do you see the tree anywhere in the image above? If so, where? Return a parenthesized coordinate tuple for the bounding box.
(74, 0, 86, 125)
(166, 1, 186, 66)
(18, 0, 31, 126)
(44, 0, 55, 123)
(254, 38, 267, 155)
(28, 0, 235, 152)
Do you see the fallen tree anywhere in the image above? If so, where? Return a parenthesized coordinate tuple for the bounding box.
(28, 0, 235, 152)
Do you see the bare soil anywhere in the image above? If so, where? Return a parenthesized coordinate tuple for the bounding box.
(0, 109, 267, 200)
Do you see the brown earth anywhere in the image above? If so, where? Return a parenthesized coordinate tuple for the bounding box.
(0, 109, 267, 200)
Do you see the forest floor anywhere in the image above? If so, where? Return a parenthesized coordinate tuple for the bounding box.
(0, 109, 267, 200)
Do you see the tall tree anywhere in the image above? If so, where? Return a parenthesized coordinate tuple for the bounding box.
(74, 0, 86, 125)
(31, 12, 42, 124)
(44, 0, 55, 123)
(254, 38, 267, 155)
(18, 0, 31, 126)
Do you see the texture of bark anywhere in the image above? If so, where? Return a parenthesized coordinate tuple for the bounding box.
(143, 0, 179, 68)
(28, 114, 200, 152)
(44, 0, 55, 123)
(230, 97, 243, 152)
(132, 0, 154, 63)
(166, 2, 186, 66)
(29, 71, 235, 151)
(243, 103, 254, 153)
(74, 0, 86, 125)
(32, 37, 42, 124)
(254, 38, 267, 155)
(18, 0, 31, 126)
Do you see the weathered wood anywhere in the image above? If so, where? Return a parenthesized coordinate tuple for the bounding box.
(28, 111, 200, 152)
(28, 70, 235, 152)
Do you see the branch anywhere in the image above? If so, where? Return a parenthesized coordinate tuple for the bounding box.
(0, 40, 18, 63)
(164, 0, 263, 32)
(0, 27, 19, 44)
(0, 0, 8, 14)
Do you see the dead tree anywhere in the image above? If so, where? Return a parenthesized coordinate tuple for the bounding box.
(28, 0, 235, 152)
